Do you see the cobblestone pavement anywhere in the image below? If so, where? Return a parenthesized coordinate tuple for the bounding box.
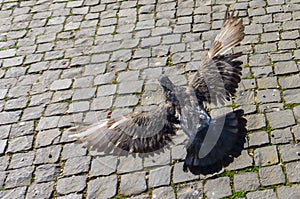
(0, 0, 300, 198)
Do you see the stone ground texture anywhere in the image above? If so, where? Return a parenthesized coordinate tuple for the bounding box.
(0, 0, 300, 198)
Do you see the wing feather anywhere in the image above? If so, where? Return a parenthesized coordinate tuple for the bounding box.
(190, 9, 244, 104)
(69, 104, 179, 155)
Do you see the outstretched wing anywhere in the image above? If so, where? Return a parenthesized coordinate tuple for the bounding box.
(190, 10, 245, 105)
(183, 110, 247, 175)
(69, 104, 179, 155)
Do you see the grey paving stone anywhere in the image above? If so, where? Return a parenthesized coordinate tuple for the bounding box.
(35, 129, 61, 148)
(294, 105, 300, 123)
(72, 87, 96, 101)
(35, 164, 60, 183)
(50, 79, 72, 90)
(111, 49, 132, 62)
(114, 95, 139, 107)
(0, 111, 21, 125)
(236, 91, 255, 105)
(261, 32, 280, 42)
(0, 186, 27, 199)
(271, 128, 293, 144)
(227, 150, 253, 170)
(285, 161, 300, 183)
(293, 124, 300, 141)
(117, 156, 143, 174)
(63, 156, 91, 176)
(68, 101, 90, 113)
(144, 150, 171, 168)
(279, 74, 300, 89)
(26, 182, 54, 199)
(129, 58, 149, 70)
(246, 189, 278, 199)
(118, 80, 143, 94)
(279, 144, 300, 162)
(94, 72, 115, 85)
(173, 162, 199, 184)
(254, 145, 279, 166)
(22, 105, 45, 121)
(29, 92, 52, 107)
(257, 77, 278, 89)
(248, 131, 270, 147)
(0, 156, 9, 171)
(0, 125, 10, 140)
(52, 90, 73, 103)
(81, 111, 106, 124)
(251, 66, 273, 78)
(9, 151, 35, 169)
(277, 184, 300, 199)
(140, 36, 161, 48)
(6, 135, 33, 153)
(204, 177, 232, 199)
(34, 145, 62, 164)
(259, 165, 285, 186)
(245, 23, 263, 35)
(149, 165, 171, 188)
(73, 76, 94, 88)
(0, 139, 7, 155)
(176, 181, 203, 199)
(283, 89, 300, 104)
(0, 171, 6, 189)
(5, 166, 34, 188)
(0, 89, 8, 100)
(120, 172, 147, 195)
(171, 145, 187, 161)
(257, 89, 281, 103)
(56, 175, 87, 195)
(5, 66, 27, 78)
(61, 143, 86, 160)
(152, 187, 175, 199)
(90, 156, 117, 177)
(234, 172, 260, 192)
(266, 110, 296, 129)
(87, 175, 118, 199)
(0, 49, 16, 59)
(271, 52, 293, 62)
(245, 114, 266, 130)
(57, 193, 82, 199)
(36, 116, 60, 130)
(279, 40, 296, 50)
(90, 96, 113, 110)
(44, 102, 68, 116)
(259, 103, 284, 113)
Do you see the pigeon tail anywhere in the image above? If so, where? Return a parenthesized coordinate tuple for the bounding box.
(183, 110, 247, 175)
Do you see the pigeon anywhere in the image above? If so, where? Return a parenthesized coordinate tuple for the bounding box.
(69, 9, 247, 175)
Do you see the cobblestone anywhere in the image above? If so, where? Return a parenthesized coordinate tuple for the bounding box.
(204, 177, 232, 199)
(246, 189, 278, 199)
(120, 172, 147, 195)
(259, 165, 285, 186)
(254, 145, 279, 166)
(87, 175, 118, 199)
(0, 0, 299, 198)
(234, 172, 260, 192)
(56, 175, 87, 195)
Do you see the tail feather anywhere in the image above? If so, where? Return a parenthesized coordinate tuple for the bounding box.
(183, 110, 247, 175)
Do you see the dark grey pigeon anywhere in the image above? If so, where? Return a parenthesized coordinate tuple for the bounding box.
(69, 9, 247, 175)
